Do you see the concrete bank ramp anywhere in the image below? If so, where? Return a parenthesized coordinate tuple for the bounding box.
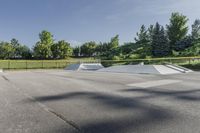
(98, 65, 192, 75)
(65, 63, 104, 71)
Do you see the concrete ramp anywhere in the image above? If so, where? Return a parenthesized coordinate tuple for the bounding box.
(98, 65, 192, 75)
(165, 64, 193, 73)
(65, 63, 104, 71)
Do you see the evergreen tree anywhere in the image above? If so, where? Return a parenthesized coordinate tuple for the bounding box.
(148, 24, 154, 42)
(192, 19, 200, 40)
(73, 46, 81, 57)
(166, 12, 188, 51)
(175, 36, 193, 51)
(10, 38, 32, 59)
(135, 25, 151, 57)
(152, 23, 170, 57)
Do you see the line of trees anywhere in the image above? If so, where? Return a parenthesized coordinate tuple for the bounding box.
(0, 31, 73, 59)
(0, 12, 200, 60)
(75, 12, 200, 60)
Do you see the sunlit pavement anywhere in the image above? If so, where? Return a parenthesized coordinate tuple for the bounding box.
(0, 70, 200, 133)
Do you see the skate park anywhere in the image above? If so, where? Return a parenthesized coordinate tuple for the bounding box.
(0, 61, 200, 133)
(65, 62, 193, 75)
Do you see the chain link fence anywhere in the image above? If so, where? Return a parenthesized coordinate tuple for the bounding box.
(0, 57, 200, 70)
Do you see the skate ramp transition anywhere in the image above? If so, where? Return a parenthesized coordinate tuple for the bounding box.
(97, 64, 193, 75)
(65, 63, 104, 71)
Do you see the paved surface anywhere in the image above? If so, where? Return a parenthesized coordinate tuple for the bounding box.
(0, 70, 200, 133)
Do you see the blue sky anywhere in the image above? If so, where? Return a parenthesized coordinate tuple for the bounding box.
(0, 0, 199, 47)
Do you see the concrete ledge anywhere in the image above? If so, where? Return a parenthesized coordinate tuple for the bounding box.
(65, 63, 104, 71)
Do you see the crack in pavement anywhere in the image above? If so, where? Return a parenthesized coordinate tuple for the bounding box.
(1, 75, 83, 133)
(2, 75, 10, 82)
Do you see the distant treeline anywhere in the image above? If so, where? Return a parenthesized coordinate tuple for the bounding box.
(0, 12, 200, 60)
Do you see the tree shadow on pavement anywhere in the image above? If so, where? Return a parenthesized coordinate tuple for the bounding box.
(121, 88, 200, 101)
(27, 91, 179, 133)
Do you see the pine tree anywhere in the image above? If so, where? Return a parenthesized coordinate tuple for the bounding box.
(192, 19, 200, 40)
(135, 25, 151, 57)
(152, 23, 170, 57)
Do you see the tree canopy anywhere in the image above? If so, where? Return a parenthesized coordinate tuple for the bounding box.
(1, 12, 200, 60)
(166, 12, 189, 51)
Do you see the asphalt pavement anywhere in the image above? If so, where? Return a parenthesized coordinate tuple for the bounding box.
(0, 70, 200, 133)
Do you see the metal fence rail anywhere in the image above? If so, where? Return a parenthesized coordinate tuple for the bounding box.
(101, 57, 200, 67)
(0, 59, 101, 69)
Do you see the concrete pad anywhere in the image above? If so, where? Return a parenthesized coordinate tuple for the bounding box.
(127, 79, 182, 88)
(1, 70, 200, 133)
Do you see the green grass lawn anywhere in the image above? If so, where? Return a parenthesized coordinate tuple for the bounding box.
(0, 57, 96, 69)
(1, 57, 200, 71)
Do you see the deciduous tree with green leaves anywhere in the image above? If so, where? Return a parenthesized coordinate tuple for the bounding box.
(0, 42, 15, 59)
(33, 30, 54, 59)
(51, 40, 72, 59)
(80, 41, 97, 57)
(166, 12, 189, 51)
(108, 35, 119, 50)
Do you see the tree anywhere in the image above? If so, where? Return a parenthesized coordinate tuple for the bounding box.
(166, 12, 189, 51)
(33, 30, 54, 59)
(33, 42, 52, 59)
(11, 38, 20, 48)
(80, 41, 97, 57)
(18, 45, 32, 59)
(148, 24, 154, 42)
(10, 38, 20, 58)
(51, 40, 72, 59)
(192, 19, 200, 40)
(10, 38, 32, 59)
(152, 23, 170, 57)
(181, 40, 200, 56)
(108, 35, 119, 50)
(0, 42, 15, 59)
(175, 36, 193, 51)
(39, 30, 54, 45)
(134, 25, 151, 57)
(73, 46, 81, 57)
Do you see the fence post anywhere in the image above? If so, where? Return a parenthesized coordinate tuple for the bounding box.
(56, 61, 58, 68)
(26, 60, 28, 70)
(42, 60, 44, 69)
(8, 60, 10, 69)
